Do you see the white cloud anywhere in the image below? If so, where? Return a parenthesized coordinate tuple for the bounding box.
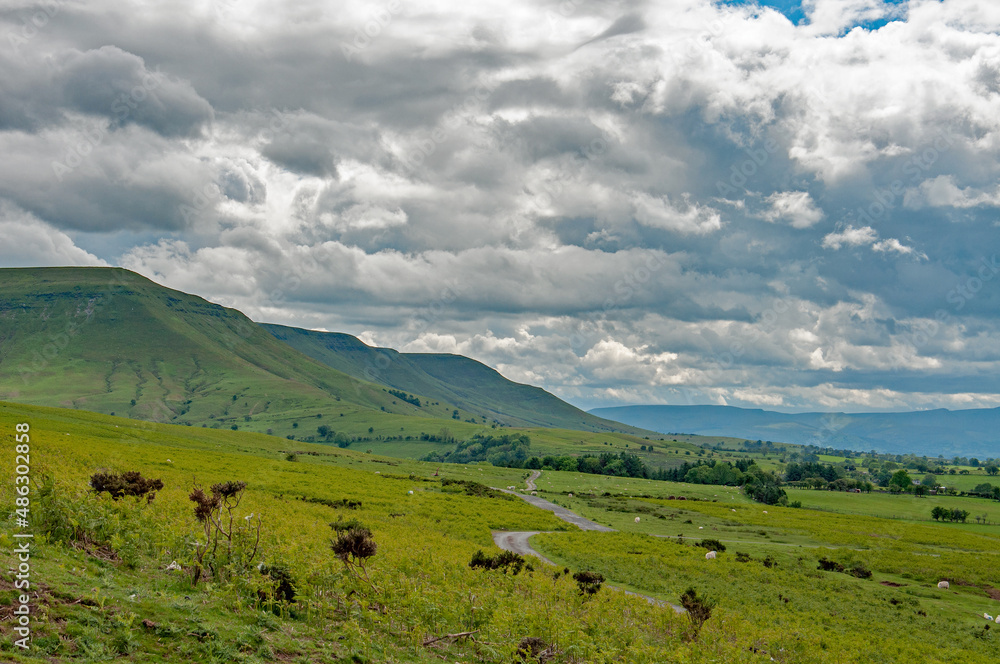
(0, 204, 107, 268)
(821, 225, 878, 249)
(631, 192, 722, 234)
(762, 191, 824, 228)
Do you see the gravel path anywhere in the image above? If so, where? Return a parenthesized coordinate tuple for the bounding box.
(492, 486, 684, 613)
(524, 469, 541, 491)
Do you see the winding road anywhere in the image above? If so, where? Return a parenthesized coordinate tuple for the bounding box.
(492, 472, 684, 613)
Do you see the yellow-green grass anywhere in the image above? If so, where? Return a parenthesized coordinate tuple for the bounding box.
(531, 528, 1000, 664)
(0, 402, 712, 663)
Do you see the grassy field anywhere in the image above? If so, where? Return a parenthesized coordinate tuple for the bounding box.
(2, 402, 999, 662)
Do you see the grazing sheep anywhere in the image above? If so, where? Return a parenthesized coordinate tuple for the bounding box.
(634, 517, 640, 523)
(937, 581, 950, 589)
(995, 615, 1000, 624)
(568, 493, 574, 498)
(698, 526, 704, 529)
(705, 551, 717, 560)
(731, 509, 736, 512)
(531, 491, 537, 496)
(985, 613, 994, 621)
(763, 510, 768, 514)
(407, 490, 414, 495)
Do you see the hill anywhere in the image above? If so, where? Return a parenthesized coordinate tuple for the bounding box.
(0, 267, 456, 431)
(263, 323, 644, 433)
(589, 404, 1000, 458)
(0, 267, 652, 449)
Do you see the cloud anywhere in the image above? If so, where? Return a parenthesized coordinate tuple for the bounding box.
(0, 0, 998, 412)
(762, 191, 824, 228)
(0, 203, 108, 267)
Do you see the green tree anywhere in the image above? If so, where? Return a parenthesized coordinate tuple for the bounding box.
(986, 464, 999, 476)
(889, 469, 912, 492)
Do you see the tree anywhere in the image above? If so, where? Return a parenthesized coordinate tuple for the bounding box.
(986, 464, 999, 476)
(889, 469, 912, 492)
(931, 506, 948, 521)
(921, 473, 937, 487)
(317, 424, 332, 441)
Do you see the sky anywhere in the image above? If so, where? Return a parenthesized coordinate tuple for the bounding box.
(2, 0, 1000, 414)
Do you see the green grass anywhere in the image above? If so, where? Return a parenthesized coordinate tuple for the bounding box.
(3, 402, 1000, 662)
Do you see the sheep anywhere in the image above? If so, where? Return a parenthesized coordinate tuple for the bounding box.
(996, 615, 1000, 624)
(407, 490, 414, 495)
(731, 509, 736, 512)
(531, 491, 537, 496)
(937, 581, 950, 589)
(984, 613, 994, 621)
(634, 517, 640, 523)
(698, 526, 704, 529)
(763, 510, 768, 514)
(567, 493, 574, 498)
(705, 551, 717, 560)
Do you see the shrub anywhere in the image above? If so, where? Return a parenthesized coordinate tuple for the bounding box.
(188, 480, 259, 586)
(572, 571, 605, 596)
(331, 522, 378, 589)
(469, 549, 526, 575)
(818, 558, 845, 573)
(735, 551, 751, 563)
(849, 563, 872, 579)
(89, 471, 163, 502)
(258, 563, 297, 604)
(696, 538, 726, 553)
(680, 587, 715, 641)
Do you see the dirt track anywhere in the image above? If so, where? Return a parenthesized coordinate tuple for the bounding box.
(492, 478, 684, 613)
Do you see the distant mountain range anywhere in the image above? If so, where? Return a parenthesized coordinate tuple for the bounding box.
(0, 267, 644, 438)
(589, 404, 1000, 458)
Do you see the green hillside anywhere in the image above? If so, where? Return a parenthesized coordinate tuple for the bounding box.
(263, 323, 646, 434)
(0, 267, 458, 431)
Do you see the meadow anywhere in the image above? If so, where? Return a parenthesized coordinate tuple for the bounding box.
(2, 401, 999, 662)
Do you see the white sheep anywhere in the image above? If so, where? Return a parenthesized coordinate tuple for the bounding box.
(985, 613, 994, 621)
(634, 517, 640, 523)
(996, 615, 1000, 624)
(407, 490, 414, 495)
(731, 509, 736, 512)
(531, 491, 537, 496)
(937, 581, 950, 589)
(567, 493, 574, 498)
(763, 510, 768, 514)
(698, 526, 703, 529)
(705, 551, 716, 560)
